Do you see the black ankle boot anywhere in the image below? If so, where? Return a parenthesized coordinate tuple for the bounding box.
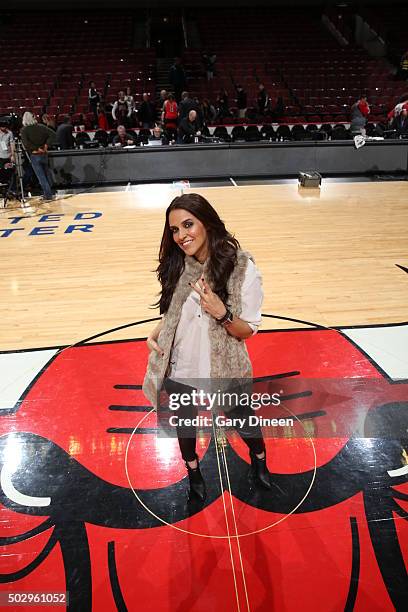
(185, 455, 206, 501)
(250, 451, 272, 490)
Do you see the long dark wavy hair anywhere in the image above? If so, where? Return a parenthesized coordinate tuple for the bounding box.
(154, 193, 240, 314)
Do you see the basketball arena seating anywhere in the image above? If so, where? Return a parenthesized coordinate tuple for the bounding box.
(0, 8, 406, 140)
(358, 4, 408, 65)
(0, 13, 155, 129)
(183, 8, 407, 128)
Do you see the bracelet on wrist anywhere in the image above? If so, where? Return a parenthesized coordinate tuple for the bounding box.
(216, 307, 233, 325)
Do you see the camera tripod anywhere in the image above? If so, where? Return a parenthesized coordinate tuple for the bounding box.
(2, 137, 29, 209)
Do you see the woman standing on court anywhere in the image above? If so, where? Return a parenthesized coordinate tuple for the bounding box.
(143, 193, 271, 501)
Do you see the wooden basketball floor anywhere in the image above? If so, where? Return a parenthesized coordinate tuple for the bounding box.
(1, 180, 408, 611)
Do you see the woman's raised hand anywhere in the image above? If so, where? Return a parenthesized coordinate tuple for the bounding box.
(189, 276, 227, 320)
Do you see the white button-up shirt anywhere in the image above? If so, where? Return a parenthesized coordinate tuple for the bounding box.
(168, 259, 263, 381)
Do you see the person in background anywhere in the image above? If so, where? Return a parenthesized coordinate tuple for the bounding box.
(124, 87, 136, 126)
(178, 109, 201, 144)
(148, 125, 169, 145)
(0, 118, 16, 190)
(178, 91, 199, 121)
(112, 91, 132, 128)
(21, 111, 56, 202)
(76, 113, 86, 131)
(41, 113, 56, 131)
(97, 103, 109, 131)
(274, 96, 285, 120)
(202, 52, 217, 80)
(159, 89, 168, 106)
(215, 89, 229, 121)
(156, 89, 168, 123)
(256, 83, 269, 116)
(200, 98, 217, 125)
(138, 93, 156, 129)
(235, 84, 247, 119)
(161, 93, 178, 141)
(56, 115, 74, 150)
(398, 51, 408, 80)
(387, 99, 408, 123)
(169, 57, 187, 103)
(350, 94, 370, 135)
(88, 81, 101, 126)
(124, 87, 135, 113)
(112, 125, 136, 147)
(391, 107, 408, 136)
(193, 97, 204, 126)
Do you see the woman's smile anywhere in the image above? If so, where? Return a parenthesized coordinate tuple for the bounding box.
(169, 209, 209, 262)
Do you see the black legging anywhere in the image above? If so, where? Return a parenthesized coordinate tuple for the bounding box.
(163, 378, 265, 462)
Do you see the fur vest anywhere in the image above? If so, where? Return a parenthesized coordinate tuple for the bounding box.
(142, 249, 255, 408)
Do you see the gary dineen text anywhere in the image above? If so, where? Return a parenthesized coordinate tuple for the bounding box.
(168, 415, 294, 428)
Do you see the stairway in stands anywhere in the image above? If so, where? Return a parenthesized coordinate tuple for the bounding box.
(155, 58, 174, 99)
